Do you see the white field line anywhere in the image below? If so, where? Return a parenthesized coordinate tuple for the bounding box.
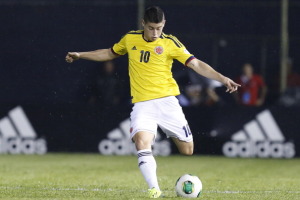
(206, 190, 300, 194)
(0, 186, 300, 194)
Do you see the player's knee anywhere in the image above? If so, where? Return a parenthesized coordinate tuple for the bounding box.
(135, 139, 146, 149)
(134, 137, 152, 150)
(133, 132, 154, 150)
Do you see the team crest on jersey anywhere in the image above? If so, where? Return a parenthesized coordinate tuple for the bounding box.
(154, 46, 164, 55)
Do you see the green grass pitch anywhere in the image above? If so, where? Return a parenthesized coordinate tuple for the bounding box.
(0, 154, 299, 200)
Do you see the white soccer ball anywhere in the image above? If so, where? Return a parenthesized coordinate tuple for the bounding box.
(175, 174, 202, 198)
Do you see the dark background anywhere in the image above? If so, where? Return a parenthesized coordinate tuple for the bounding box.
(1, 0, 299, 106)
(0, 0, 299, 155)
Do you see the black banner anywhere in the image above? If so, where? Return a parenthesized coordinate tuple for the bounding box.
(0, 104, 299, 158)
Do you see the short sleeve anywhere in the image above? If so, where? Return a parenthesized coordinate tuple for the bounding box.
(169, 36, 195, 66)
(112, 34, 128, 56)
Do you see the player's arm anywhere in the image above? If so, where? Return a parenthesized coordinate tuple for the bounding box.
(65, 48, 118, 63)
(187, 58, 241, 93)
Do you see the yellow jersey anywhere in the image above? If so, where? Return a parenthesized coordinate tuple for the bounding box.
(112, 30, 195, 103)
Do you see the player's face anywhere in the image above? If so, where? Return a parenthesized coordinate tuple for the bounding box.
(142, 20, 165, 42)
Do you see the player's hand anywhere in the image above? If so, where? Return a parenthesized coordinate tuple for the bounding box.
(65, 52, 80, 63)
(223, 77, 241, 93)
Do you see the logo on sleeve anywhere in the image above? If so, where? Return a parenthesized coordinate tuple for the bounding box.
(154, 46, 164, 55)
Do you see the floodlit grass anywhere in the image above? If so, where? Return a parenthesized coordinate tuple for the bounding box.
(0, 154, 299, 199)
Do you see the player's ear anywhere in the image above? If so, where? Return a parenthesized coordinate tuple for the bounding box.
(141, 20, 145, 27)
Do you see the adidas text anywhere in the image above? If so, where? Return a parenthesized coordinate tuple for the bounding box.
(222, 109, 295, 158)
(0, 106, 47, 154)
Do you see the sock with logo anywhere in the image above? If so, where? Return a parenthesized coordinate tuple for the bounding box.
(137, 149, 160, 190)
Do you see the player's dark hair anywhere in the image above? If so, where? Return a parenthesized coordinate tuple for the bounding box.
(143, 6, 165, 23)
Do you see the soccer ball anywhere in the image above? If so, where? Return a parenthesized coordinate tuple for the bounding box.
(175, 174, 202, 198)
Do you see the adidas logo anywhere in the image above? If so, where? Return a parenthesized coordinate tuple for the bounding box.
(222, 109, 295, 158)
(131, 46, 137, 50)
(0, 106, 47, 154)
(98, 118, 171, 156)
(138, 161, 147, 167)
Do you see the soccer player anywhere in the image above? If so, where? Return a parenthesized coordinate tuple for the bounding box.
(65, 6, 240, 198)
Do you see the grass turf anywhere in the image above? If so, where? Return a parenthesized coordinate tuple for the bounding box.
(0, 154, 299, 199)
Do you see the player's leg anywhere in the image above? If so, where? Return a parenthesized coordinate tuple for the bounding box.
(157, 96, 194, 155)
(130, 100, 161, 198)
(133, 131, 154, 150)
(133, 131, 161, 192)
(171, 137, 194, 155)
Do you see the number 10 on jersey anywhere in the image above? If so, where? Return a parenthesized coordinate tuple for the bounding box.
(183, 124, 192, 137)
(140, 50, 150, 63)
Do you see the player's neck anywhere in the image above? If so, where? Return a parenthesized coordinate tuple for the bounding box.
(143, 34, 153, 42)
(143, 35, 150, 42)
(142, 31, 161, 42)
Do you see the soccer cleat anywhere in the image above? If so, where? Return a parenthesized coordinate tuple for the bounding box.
(148, 187, 162, 198)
